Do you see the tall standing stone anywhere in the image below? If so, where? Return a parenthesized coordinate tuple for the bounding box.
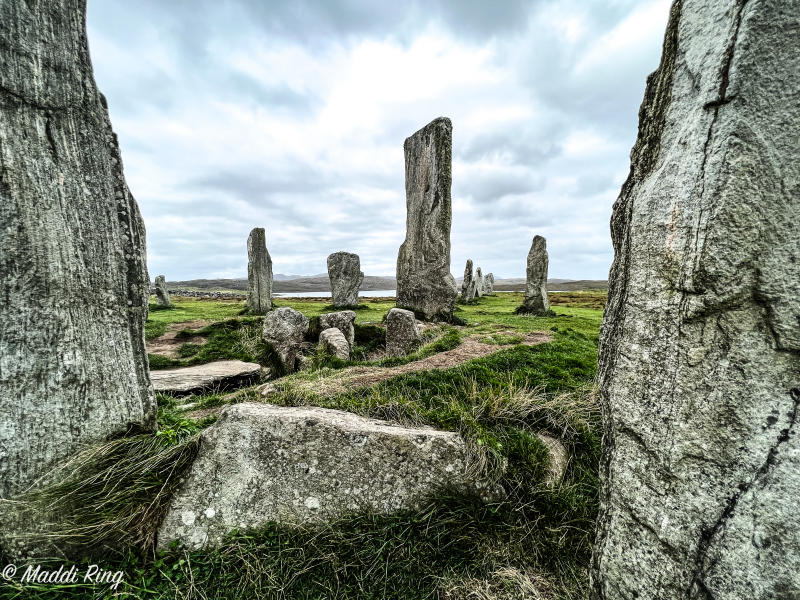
(327, 251, 363, 308)
(485, 273, 495, 295)
(522, 236, 550, 314)
(154, 275, 172, 307)
(0, 1, 156, 498)
(396, 117, 458, 320)
(460, 259, 473, 303)
(475, 267, 484, 297)
(591, 2, 800, 599)
(247, 227, 273, 315)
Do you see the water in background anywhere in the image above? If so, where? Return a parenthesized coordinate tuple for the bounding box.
(273, 289, 396, 298)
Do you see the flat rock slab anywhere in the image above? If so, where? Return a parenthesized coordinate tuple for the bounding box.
(150, 361, 262, 396)
(158, 402, 496, 550)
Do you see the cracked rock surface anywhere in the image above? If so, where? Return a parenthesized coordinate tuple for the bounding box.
(247, 227, 273, 315)
(157, 403, 494, 550)
(591, 1, 800, 598)
(0, 1, 155, 498)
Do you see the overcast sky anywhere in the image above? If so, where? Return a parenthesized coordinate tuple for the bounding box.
(87, 0, 671, 280)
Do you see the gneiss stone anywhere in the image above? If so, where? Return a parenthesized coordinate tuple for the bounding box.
(460, 259, 474, 303)
(157, 403, 499, 550)
(522, 236, 551, 314)
(327, 252, 364, 308)
(319, 310, 356, 348)
(475, 267, 484, 297)
(396, 117, 458, 320)
(154, 275, 172, 307)
(247, 227, 273, 315)
(0, 1, 155, 498)
(319, 328, 349, 361)
(150, 360, 262, 396)
(385, 308, 420, 357)
(262, 307, 309, 373)
(485, 273, 495, 295)
(591, 1, 800, 598)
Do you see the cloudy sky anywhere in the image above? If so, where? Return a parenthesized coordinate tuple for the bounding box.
(87, 0, 671, 280)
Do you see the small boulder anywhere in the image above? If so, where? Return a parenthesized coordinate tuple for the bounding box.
(154, 275, 172, 307)
(319, 310, 357, 348)
(157, 402, 498, 550)
(262, 307, 309, 372)
(386, 308, 421, 357)
(319, 328, 350, 361)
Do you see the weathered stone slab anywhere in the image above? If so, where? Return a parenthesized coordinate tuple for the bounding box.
(396, 117, 458, 320)
(154, 275, 172, 307)
(150, 361, 262, 396)
(319, 310, 356, 348)
(522, 236, 550, 314)
(158, 402, 496, 550)
(327, 252, 364, 308)
(0, 1, 155, 498)
(591, 1, 800, 598)
(460, 259, 474, 303)
(247, 227, 273, 315)
(386, 308, 421, 357)
(262, 307, 309, 372)
(319, 328, 350, 361)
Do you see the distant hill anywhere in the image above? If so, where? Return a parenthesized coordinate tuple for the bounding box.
(492, 278, 608, 292)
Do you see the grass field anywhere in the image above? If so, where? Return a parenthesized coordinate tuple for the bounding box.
(7, 291, 605, 600)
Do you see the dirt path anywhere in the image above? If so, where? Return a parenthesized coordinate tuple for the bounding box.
(147, 320, 209, 358)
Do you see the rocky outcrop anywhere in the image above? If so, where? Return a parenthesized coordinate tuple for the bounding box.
(386, 308, 421, 357)
(154, 275, 172, 307)
(0, 1, 155, 498)
(522, 236, 551, 314)
(247, 227, 273, 315)
(460, 259, 474, 303)
(262, 307, 309, 373)
(591, 1, 800, 599)
(158, 403, 497, 550)
(319, 328, 350, 361)
(396, 118, 458, 320)
(327, 252, 364, 308)
(150, 361, 262, 396)
(475, 267, 484, 297)
(319, 310, 356, 348)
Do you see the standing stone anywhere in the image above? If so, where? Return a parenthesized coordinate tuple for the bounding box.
(0, 1, 156, 499)
(319, 328, 350, 361)
(327, 251, 364, 308)
(247, 227, 273, 314)
(319, 310, 357, 348)
(460, 259, 474, 303)
(466, 279, 477, 302)
(475, 267, 485, 297)
(262, 307, 309, 373)
(154, 275, 172, 307)
(386, 308, 421, 358)
(522, 236, 550, 314)
(485, 273, 495, 295)
(591, 2, 800, 599)
(396, 118, 458, 320)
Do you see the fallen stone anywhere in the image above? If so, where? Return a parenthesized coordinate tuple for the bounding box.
(319, 310, 356, 348)
(154, 275, 172, 307)
(522, 236, 550, 314)
(591, 2, 800, 598)
(247, 227, 273, 315)
(319, 328, 350, 361)
(460, 259, 474, 303)
(0, 1, 155, 498)
(386, 308, 421, 357)
(396, 117, 458, 320)
(158, 402, 497, 550)
(150, 361, 262, 396)
(262, 307, 309, 372)
(327, 252, 364, 308)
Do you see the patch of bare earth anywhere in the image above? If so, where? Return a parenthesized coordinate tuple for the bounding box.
(147, 320, 209, 358)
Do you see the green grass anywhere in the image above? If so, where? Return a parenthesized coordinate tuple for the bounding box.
(12, 291, 605, 599)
